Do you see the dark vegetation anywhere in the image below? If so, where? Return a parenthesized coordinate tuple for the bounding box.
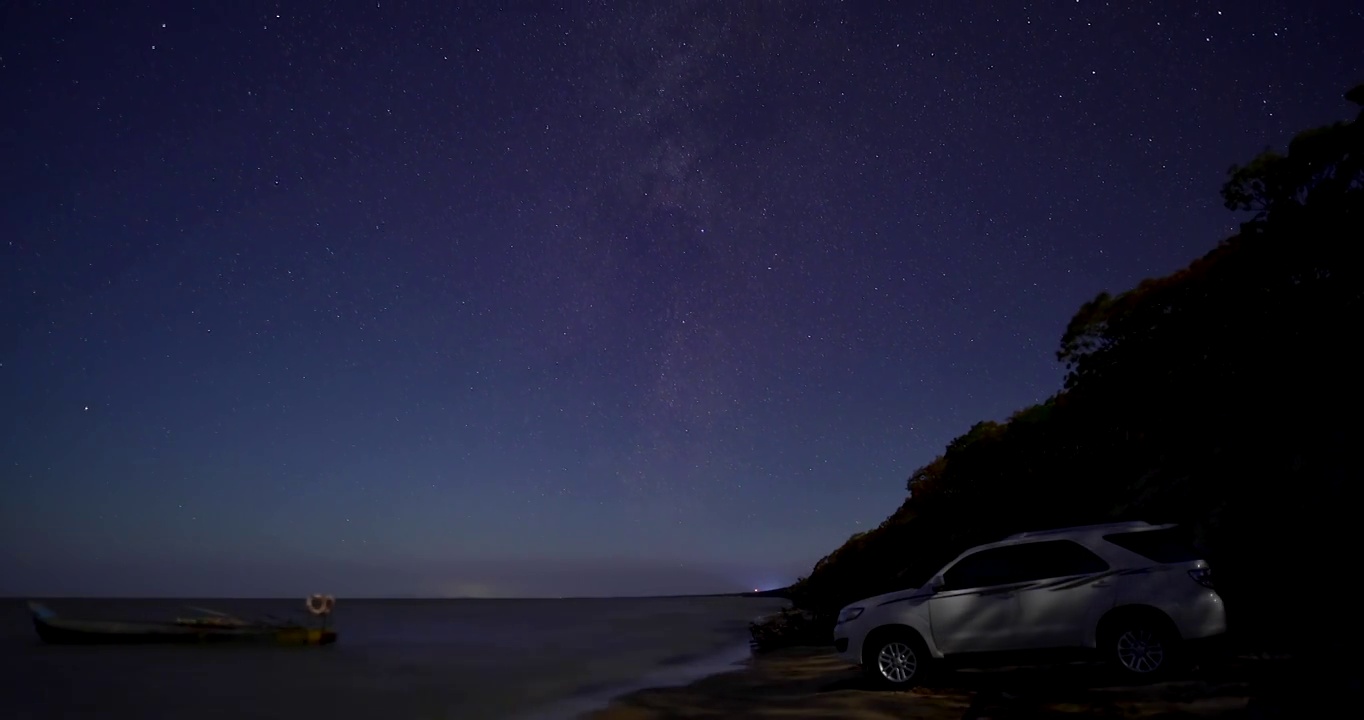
(753, 84, 1364, 657)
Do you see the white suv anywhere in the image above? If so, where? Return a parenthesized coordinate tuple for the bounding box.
(832, 521, 1227, 687)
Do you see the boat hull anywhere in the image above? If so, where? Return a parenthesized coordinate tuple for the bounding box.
(33, 616, 336, 646)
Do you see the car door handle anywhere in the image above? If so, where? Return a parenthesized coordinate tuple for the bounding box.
(1092, 581, 1111, 588)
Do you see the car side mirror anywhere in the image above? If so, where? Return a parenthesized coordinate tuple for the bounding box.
(928, 575, 945, 593)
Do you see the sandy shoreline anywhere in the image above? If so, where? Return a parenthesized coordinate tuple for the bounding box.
(583, 645, 1314, 719)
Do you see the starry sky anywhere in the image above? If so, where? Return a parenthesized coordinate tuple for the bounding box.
(3, 1, 1361, 598)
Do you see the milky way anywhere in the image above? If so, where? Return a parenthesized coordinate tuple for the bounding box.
(2, 1, 1361, 597)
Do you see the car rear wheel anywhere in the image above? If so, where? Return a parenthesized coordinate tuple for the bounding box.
(1104, 616, 1177, 679)
(863, 630, 930, 689)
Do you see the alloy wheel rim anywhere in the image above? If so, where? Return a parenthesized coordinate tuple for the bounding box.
(877, 641, 918, 683)
(1116, 628, 1165, 673)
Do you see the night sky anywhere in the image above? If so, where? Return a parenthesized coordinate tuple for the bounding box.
(3, 1, 1360, 598)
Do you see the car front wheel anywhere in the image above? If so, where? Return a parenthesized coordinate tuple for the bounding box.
(863, 630, 930, 689)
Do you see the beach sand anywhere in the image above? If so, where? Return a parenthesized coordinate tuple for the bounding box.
(585, 645, 1303, 719)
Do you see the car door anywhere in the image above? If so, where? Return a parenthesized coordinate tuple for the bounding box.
(1008, 540, 1115, 650)
(928, 546, 1024, 654)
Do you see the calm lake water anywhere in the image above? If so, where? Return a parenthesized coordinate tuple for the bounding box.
(0, 596, 786, 719)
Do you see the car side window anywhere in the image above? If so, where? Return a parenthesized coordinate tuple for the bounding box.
(1102, 528, 1201, 564)
(941, 541, 1110, 591)
(941, 547, 1018, 590)
(1008, 540, 1110, 583)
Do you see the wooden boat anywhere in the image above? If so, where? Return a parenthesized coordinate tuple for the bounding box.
(28, 602, 337, 646)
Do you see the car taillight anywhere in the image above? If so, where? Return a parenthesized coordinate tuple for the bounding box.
(1188, 567, 1215, 589)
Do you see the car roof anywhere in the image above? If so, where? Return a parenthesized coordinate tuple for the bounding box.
(960, 520, 1180, 555)
(1005, 520, 1176, 541)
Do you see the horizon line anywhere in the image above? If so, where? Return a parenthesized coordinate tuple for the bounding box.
(4, 589, 792, 602)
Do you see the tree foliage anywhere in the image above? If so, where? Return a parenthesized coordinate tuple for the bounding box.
(770, 84, 1364, 653)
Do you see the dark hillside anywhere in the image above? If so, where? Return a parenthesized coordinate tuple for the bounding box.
(764, 84, 1364, 657)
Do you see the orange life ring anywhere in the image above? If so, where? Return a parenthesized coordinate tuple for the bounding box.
(306, 594, 336, 615)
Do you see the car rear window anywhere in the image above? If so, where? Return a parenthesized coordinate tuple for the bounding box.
(1103, 528, 1202, 563)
